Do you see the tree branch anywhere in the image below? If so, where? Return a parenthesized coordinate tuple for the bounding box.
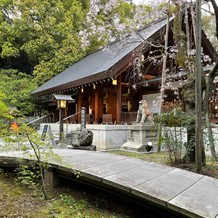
(210, 59, 218, 78)
(209, 0, 218, 38)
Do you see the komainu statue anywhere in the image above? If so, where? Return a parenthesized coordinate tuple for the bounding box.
(135, 100, 153, 123)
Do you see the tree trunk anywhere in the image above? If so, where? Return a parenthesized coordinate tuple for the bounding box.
(195, 0, 203, 173)
(209, 0, 218, 38)
(204, 68, 217, 160)
(27, 134, 48, 200)
(157, 0, 171, 152)
(203, 0, 218, 160)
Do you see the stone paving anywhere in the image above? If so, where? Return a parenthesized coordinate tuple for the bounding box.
(0, 149, 218, 218)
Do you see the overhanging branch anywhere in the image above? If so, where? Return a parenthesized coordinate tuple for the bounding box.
(210, 59, 218, 77)
(209, 0, 218, 38)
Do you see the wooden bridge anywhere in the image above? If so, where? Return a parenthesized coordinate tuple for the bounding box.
(0, 149, 218, 218)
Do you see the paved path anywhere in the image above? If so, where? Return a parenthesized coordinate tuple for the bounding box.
(0, 149, 218, 218)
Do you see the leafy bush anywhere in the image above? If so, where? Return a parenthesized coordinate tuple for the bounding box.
(155, 108, 195, 164)
(15, 164, 40, 189)
(154, 108, 194, 128)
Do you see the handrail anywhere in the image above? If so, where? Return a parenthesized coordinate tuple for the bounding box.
(56, 111, 81, 124)
(63, 111, 80, 121)
(26, 113, 54, 125)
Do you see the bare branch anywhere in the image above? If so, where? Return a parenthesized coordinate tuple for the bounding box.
(137, 32, 164, 48)
(209, 0, 218, 38)
(210, 60, 218, 78)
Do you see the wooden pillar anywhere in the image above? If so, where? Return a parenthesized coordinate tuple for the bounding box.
(116, 75, 122, 124)
(94, 86, 99, 123)
(77, 91, 82, 123)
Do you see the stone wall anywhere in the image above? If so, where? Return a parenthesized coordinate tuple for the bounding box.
(39, 123, 128, 150)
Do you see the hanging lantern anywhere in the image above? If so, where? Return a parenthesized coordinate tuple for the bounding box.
(112, 79, 117, 85)
(57, 100, 67, 109)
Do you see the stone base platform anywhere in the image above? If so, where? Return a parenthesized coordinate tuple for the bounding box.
(67, 145, 96, 151)
(121, 123, 157, 152)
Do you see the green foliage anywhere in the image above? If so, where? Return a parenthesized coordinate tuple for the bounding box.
(49, 193, 89, 217)
(155, 108, 195, 164)
(60, 194, 75, 206)
(0, 91, 14, 138)
(154, 108, 194, 128)
(109, 150, 169, 164)
(0, 0, 89, 84)
(1, 41, 20, 58)
(0, 69, 37, 115)
(15, 163, 39, 189)
(72, 169, 81, 179)
(32, 34, 85, 85)
(0, 91, 13, 120)
(160, 126, 185, 164)
(2, 123, 61, 200)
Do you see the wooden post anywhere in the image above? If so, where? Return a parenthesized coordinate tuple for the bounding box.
(116, 75, 122, 124)
(77, 91, 82, 123)
(94, 86, 99, 123)
(59, 108, 64, 143)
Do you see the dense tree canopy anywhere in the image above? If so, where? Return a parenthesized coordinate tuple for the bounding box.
(0, 91, 12, 120)
(0, 91, 13, 137)
(0, 69, 36, 115)
(0, 0, 90, 84)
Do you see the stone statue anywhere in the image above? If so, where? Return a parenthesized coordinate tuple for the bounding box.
(135, 100, 153, 123)
(71, 128, 96, 150)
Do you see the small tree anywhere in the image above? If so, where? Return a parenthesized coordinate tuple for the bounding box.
(155, 108, 195, 164)
(2, 121, 60, 200)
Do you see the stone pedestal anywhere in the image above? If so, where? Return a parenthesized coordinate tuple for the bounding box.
(121, 123, 157, 152)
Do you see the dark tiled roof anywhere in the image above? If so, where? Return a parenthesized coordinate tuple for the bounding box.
(32, 17, 173, 96)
